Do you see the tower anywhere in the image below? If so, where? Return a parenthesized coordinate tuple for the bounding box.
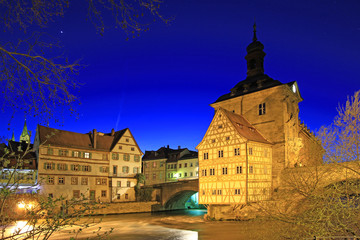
(20, 119, 30, 143)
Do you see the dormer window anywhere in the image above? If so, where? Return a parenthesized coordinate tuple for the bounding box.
(259, 103, 266, 115)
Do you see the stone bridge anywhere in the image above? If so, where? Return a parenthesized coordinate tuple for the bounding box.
(151, 179, 199, 210)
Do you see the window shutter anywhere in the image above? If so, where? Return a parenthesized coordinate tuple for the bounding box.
(43, 163, 46, 169)
(82, 166, 85, 171)
(89, 166, 92, 172)
(89, 153, 92, 159)
(65, 164, 68, 170)
(51, 163, 55, 169)
(58, 150, 61, 156)
(57, 164, 60, 170)
(72, 151, 74, 157)
(71, 164, 74, 171)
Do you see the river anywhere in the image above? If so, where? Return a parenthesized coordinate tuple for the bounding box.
(45, 209, 283, 240)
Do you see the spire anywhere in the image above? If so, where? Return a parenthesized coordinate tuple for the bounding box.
(20, 118, 30, 143)
(11, 131, 15, 141)
(253, 21, 257, 42)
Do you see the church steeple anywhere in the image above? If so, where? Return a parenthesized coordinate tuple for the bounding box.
(11, 131, 15, 141)
(20, 119, 30, 143)
(245, 23, 266, 77)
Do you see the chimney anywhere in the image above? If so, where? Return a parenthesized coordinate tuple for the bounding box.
(93, 129, 97, 149)
(111, 128, 115, 136)
(167, 145, 169, 149)
(178, 145, 181, 150)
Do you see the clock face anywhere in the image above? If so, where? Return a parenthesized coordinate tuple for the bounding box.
(292, 84, 296, 93)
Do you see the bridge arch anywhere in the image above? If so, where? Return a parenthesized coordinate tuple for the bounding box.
(164, 190, 198, 210)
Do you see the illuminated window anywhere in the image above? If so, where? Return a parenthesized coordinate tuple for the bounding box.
(218, 150, 223, 158)
(234, 148, 240, 156)
(58, 177, 65, 185)
(153, 162, 157, 168)
(259, 103, 266, 115)
(96, 178, 101, 185)
(84, 152, 90, 159)
(71, 177, 78, 185)
(73, 190, 80, 198)
(73, 151, 80, 157)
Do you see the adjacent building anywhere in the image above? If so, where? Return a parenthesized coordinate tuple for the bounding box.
(34, 125, 142, 202)
(197, 25, 322, 206)
(142, 146, 198, 185)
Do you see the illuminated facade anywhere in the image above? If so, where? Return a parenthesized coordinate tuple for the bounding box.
(34, 126, 142, 202)
(197, 25, 321, 206)
(142, 146, 198, 185)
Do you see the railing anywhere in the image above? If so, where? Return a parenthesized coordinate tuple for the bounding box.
(305, 236, 359, 240)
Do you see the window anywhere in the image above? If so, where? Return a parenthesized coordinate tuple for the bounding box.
(153, 162, 157, 168)
(201, 169, 207, 176)
(226, 136, 230, 141)
(83, 165, 91, 172)
(259, 103, 266, 115)
(134, 155, 140, 162)
(152, 174, 156, 180)
(190, 172, 193, 177)
(204, 153, 208, 160)
(101, 178, 107, 185)
(73, 190, 80, 198)
(234, 148, 240, 156)
(125, 193, 129, 199)
(71, 177, 78, 185)
(57, 163, 67, 171)
(217, 189, 222, 195)
(73, 151, 80, 157)
(249, 148, 253, 155)
(210, 168, 215, 176)
(126, 138, 129, 142)
(184, 163, 187, 168)
(212, 190, 216, 195)
(47, 148, 53, 155)
(71, 164, 81, 171)
(58, 177, 65, 185)
(133, 167, 139, 173)
(212, 139, 216, 143)
(179, 173, 182, 177)
(235, 189, 241, 195)
(47, 176, 54, 184)
(100, 166, 109, 173)
(159, 172, 163, 180)
(218, 150, 224, 158)
(170, 173, 173, 178)
(113, 166, 117, 175)
(117, 194, 121, 200)
(190, 163, 193, 167)
(48, 193, 53, 198)
(44, 163, 54, 170)
(185, 172, 187, 177)
(202, 190, 205, 195)
(222, 167, 228, 175)
(179, 163, 182, 168)
(218, 124, 223, 129)
(237, 166, 242, 174)
(160, 161, 164, 167)
(249, 166, 254, 174)
(101, 190, 107, 197)
(81, 177, 88, 185)
(127, 181, 131, 187)
(112, 153, 119, 160)
(131, 147, 135, 151)
(84, 152, 90, 159)
(123, 154, 130, 161)
(59, 149, 67, 156)
(118, 146, 122, 150)
(117, 181, 121, 187)
(122, 166, 129, 173)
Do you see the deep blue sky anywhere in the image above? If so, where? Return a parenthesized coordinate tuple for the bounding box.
(1, 0, 360, 152)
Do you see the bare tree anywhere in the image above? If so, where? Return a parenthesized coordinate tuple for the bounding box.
(0, 0, 169, 124)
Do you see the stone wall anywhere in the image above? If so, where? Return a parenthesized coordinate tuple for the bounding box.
(94, 201, 159, 215)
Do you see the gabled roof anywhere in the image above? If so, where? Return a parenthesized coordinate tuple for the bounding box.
(221, 108, 271, 144)
(142, 147, 196, 162)
(37, 125, 130, 152)
(0, 141, 37, 169)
